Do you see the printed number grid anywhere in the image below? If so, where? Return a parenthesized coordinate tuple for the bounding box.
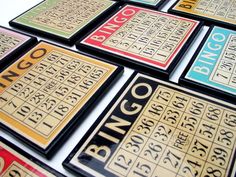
(106, 85, 236, 177)
(193, 0, 236, 20)
(0, 51, 108, 138)
(210, 34, 236, 89)
(32, 0, 109, 33)
(103, 10, 194, 64)
(2, 163, 37, 177)
(0, 32, 21, 58)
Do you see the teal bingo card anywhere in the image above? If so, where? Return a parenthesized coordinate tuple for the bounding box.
(180, 26, 236, 103)
(130, 0, 161, 5)
(124, 0, 166, 8)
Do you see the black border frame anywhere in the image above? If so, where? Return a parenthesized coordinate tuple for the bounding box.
(0, 40, 124, 159)
(179, 25, 236, 104)
(63, 71, 236, 177)
(0, 136, 65, 177)
(0, 26, 37, 72)
(168, 0, 236, 30)
(76, 4, 204, 80)
(9, 0, 119, 46)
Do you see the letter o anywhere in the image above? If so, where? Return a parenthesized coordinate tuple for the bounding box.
(30, 48, 47, 59)
(212, 33, 225, 42)
(131, 83, 152, 99)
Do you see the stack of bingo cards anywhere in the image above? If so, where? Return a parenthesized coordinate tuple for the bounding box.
(9, 0, 118, 45)
(76, 5, 202, 79)
(169, 0, 236, 30)
(180, 26, 236, 104)
(0, 26, 36, 72)
(0, 41, 123, 158)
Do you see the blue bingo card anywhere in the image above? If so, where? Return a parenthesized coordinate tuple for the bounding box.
(129, 0, 162, 6)
(181, 26, 236, 102)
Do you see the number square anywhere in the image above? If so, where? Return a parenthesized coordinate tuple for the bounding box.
(106, 149, 137, 176)
(36, 115, 60, 136)
(128, 157, 156, 177)
(122, 131, 148, 155)
(159, 146, 185, 173)
(140, 139, 166, 164)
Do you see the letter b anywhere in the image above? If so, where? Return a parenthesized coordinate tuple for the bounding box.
(85, 145, 111, 162)
(193, 66, 210, 75)
(91, 35, 106, 42)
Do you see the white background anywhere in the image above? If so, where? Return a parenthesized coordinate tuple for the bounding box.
(0, 0, 235, 177)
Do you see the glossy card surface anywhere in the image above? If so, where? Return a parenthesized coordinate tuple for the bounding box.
(182, 26, 236, 101)
(79, 5, 200, 78)
(10, 0, 115, 44)
(169, 0, 236, 29)
(0, 137, 65, 177)
(0, 27, 31, 61)
(64, 72, 236, 177)
(0, 41, 121, 157)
